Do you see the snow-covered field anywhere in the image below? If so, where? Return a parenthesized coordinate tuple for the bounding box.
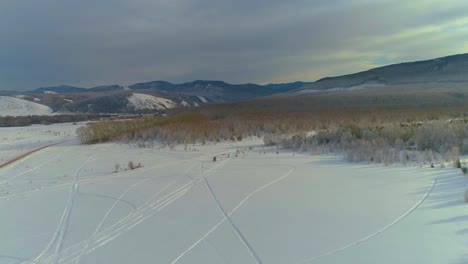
(0, 96, 53, 117)
(0, 123, 77, 165)
(0, 124, 467, 264)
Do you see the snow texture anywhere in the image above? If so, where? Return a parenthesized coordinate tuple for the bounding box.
(197, 96, 208, 103)
(0, 96, 53, 117)
(127, 93, 176, 110)
(0, 124, 467, 264)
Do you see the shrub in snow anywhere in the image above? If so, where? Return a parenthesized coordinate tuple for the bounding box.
(128, 161, 135, 170)
(76, 103, 467, 166)
(448, 147, 460, 164)
(461, 166, 467, 175)
(414, 123, 461, 154)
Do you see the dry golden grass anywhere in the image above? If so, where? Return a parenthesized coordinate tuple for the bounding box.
(79, 91, 468, 164)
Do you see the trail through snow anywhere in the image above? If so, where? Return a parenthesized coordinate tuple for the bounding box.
(0, 124, 467, 264)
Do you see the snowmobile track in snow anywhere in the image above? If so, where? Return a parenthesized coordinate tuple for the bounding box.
(299, 177, 438, 263)
(169, 165, 296, 264)
(35, 154, 232, 264)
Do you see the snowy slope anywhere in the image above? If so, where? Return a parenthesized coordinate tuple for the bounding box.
(197, 96, 208, 103)
(0, 96, 53, 117)
(127, 93, 176, 110)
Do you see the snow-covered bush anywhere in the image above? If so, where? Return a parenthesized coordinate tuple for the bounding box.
(414, 123, 462, 153)
(78, 104, 468, 165)
(462, 166, 468, 175)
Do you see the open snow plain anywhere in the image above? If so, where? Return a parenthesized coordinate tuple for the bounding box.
(0, 124, 76, 166)
(0, 124, 467, 264)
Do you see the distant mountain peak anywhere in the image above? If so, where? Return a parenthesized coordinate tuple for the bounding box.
(34, 85, 87, 94)
(190, 80, 228, 85)
(299, 53, 468, 92)
(31, 84, 125, 94)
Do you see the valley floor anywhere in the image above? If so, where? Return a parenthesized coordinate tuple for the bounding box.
(0, 124, 467, 264)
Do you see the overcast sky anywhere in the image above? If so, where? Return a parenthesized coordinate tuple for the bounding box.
(1, 0, 468, 90)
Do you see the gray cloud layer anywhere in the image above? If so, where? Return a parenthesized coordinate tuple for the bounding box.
(1, 0, 468, 90)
